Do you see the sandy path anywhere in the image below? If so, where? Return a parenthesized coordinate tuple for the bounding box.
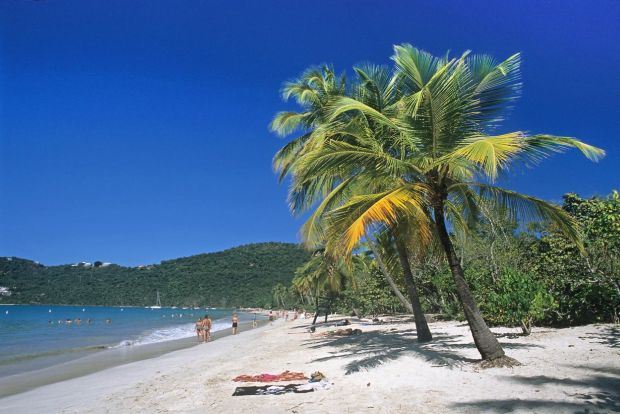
(1, 318, 618, 413)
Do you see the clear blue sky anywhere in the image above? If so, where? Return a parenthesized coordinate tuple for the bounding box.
(1, 1, 618, 266)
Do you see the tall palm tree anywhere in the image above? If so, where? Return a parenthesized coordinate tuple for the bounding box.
(287, 44, 604, 364)
(272, 64, 433, 341)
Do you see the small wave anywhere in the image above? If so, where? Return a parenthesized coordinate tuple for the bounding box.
(110, 321, 229, 348)
(0, 345, 107, 366)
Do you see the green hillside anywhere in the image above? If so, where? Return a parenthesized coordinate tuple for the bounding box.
(0, 242, 310, 307)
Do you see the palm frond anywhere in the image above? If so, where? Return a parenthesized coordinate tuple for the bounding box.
(391, 44, 447, 90)
(469, 53, 522, 127)
(523, 135, 605, 163)
(294, 140, 422, 182)
(327, 96, 398, 129)
(301, 176, 356, 249)
(449, 183, 583, 251)
(272, 132, 314, 182)
(270, 111, 311, 137)
(328, 185, 432, 254)
(439, 132, 527, 181)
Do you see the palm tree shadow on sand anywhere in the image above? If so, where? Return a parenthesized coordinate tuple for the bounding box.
(301, 326, 541, 375)
(451, 366, 620, 413)
(580, 325, 620, 349)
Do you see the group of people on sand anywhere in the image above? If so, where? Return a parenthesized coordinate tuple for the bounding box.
(265, 309, 310, 324)
(195, 312, 244, 343)
(195, 314, 212, 342)
(277, 309, 309, 321)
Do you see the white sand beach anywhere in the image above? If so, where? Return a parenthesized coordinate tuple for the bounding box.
(1, 317, 618, 414)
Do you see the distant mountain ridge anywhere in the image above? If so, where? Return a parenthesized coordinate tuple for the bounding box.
(0, 242, 310, 307)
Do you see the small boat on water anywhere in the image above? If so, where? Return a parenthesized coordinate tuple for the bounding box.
(149, 290, 162, 309)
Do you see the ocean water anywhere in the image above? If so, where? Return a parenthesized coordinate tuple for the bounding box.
(0, 304, 255, 379)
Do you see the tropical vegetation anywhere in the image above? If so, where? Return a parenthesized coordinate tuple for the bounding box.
(0, 242, 310, 307)
(270, 43, 605, 364)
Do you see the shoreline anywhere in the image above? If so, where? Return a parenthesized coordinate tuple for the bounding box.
(0, 303, 235, 309)
(0, 319, 265, 398)
(0, 317, 617, 413)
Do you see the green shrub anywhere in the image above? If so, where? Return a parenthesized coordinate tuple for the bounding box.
(479, 268, 556, 334)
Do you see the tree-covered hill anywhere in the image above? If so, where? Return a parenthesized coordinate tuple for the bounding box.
(0, 242, 310, 307)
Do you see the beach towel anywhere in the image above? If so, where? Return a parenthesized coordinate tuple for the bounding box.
(233, 371, 307, 382)
(232, 384, 314, 396)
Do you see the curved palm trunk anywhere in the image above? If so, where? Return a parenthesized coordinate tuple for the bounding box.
(312, 294, 320, 325)
(324, 296, 331, 323)
(312, 311, 320, 325)
(394, 239, 433, 342)
(369, 240, 414, 313)
(312, 312, 320, 325)
(433, 203, 505, 360)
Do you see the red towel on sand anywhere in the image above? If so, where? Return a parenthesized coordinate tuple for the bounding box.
(233, 371, 307, 382)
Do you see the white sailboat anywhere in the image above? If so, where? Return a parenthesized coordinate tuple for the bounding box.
(149, 290, 162, 309)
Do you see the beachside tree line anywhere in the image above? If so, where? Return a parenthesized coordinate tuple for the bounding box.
(275, 192, 619, 329)
(270, 43, 612, 365)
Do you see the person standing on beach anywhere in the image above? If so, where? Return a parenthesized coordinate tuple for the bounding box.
(252, 313, 257, 328)
(195, 317, 204, 342)
(203, 315, 212, 342)
(232, 313, 239, 335)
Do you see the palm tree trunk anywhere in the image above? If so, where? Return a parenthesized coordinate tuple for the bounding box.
(369, 240, 414, 313)
(433, 203, 505, 361)
(394, 239, 433, 342)
(324, 297, 331, 323)
(312, 311, 320, 325)
(312, 295, 320, 325)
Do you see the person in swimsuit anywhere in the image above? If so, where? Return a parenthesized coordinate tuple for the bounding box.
(195, 317, 204, 342)
(232, 313, 239, 335)
(203, 315, 212, 342)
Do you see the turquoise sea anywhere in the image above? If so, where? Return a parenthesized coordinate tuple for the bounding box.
(0, 304, 255, 380)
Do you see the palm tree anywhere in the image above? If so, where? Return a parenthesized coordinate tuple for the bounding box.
(284, 44, 604, 364)
(366, 237, 413, 313)
(272, 64, 433, 342)
(292, 250, 364, 324)
(271, 283, 288, 308)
